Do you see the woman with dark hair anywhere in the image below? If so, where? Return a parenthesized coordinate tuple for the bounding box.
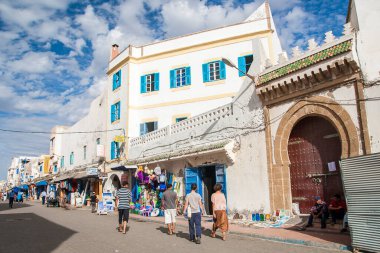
(210, 183, 228, 241)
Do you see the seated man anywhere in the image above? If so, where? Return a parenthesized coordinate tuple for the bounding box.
(329, 194, 346, 225)
(306, 196, 329, 229)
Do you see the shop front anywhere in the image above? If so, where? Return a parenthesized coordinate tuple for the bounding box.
(184, 164, 227, 215)
(127, 148, 230, 217)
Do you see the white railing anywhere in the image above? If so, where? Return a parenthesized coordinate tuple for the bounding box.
(130, 103, 233, 147)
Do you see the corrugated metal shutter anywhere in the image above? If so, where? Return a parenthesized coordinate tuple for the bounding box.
(340, 152, 380, 253)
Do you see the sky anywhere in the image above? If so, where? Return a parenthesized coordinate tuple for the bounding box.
(0, 0, 349, 180)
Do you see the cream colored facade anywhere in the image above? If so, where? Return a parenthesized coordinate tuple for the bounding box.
(105, 2, 283, 171)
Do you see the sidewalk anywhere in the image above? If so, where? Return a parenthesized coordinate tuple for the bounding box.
(128, 213, 352, 251)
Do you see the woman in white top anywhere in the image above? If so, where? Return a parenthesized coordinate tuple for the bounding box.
(210, 183, 228, 241)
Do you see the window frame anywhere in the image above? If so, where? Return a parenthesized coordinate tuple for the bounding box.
(202, 60, 226, 83)
(112, 70, 121, 91)
(176, 117, 188, 123)
(141, 73, 159, 93)
(238, 54, 254, 77)
(111, 101, 121, 123)
(140, 121, 158, 136)
(111, 141, 120, 160)
(170, 67, 191, 88)
(70, 152, 74, 165)
(83, 145, 87, 160)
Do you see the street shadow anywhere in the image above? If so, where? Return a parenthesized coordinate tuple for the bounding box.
(0, 202, 31, 212)
(284, 217, 351, 246)
(0, 213, 77, 253)
(156, 226, 216, 240)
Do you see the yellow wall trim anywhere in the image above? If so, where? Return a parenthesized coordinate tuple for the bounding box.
(141, 117, 159, 123)
(107, 30, 272, 75)
(129, 92, 236, 110)
(141, 91, 159, 97)
(204, 80, 226, 86)
(170, 85, 191, 92)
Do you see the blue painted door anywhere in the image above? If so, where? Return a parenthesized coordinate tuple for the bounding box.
(185, 168, 202, 197)
(215, 164, 227, 200)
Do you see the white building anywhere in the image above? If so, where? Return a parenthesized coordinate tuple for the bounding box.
(127, 0, 380, 214)
(7, 156, 40, 188)
(51, 94, 107, 173)
(105, 2, 282, 169)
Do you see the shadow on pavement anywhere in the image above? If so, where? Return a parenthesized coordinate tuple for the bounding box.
(155, 225, 216, 240)
(0, 202, 31, 212)
(0, 213, 77, 253)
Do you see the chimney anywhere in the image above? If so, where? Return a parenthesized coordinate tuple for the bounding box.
(110, 44, 119, 61)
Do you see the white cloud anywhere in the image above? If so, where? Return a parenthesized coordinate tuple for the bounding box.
(160, 0, 259, 38)
(7, 52, 54, 73)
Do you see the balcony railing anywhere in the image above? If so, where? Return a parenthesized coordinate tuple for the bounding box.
(130, 103, 233, 147)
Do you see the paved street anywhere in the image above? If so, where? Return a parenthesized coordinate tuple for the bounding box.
(0, 201, 346, 253)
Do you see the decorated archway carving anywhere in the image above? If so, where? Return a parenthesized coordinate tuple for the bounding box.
(274, 96, 359, 166)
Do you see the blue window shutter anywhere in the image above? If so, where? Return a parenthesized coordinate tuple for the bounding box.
(111, 142, 115, 159)
(153, 121, 158, 131)
(111, 104, 115, 122)
(238, 56, 246, 77)
(219, 61, 226, 80)
(202, 63, 209, 82)
(140, 123, 145, 136)
(117, 102, 120, 120)
(154, 73, 159, 91)
(117, 70, 121, 88)
(113, 73, 116, 90)
(140, 75, 146, 93)
(185, 67, 191, 85)
(170, 70, 175, 88)
(116, 142, 120, 158)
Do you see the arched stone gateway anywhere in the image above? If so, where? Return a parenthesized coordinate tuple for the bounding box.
(103, 174, 121, 196)
(270, 96, 360, 211)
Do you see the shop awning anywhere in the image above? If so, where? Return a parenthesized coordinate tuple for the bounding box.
(20, 184, 29, 190)
(111, 165, 137, 171)
(73, 171, 98, 179)
(36, 181, 48, 186)
(53, 174, 72, 182)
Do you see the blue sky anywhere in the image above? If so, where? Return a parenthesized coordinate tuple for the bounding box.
(0, 0, 349, 180)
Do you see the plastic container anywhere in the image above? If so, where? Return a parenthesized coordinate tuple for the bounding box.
(255, 213, 260, 221)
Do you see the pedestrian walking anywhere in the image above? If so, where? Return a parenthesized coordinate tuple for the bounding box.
(161, 184, 178, 235)
(9, 191, 14, 208)
(210, 183, 228, 241)
(90, 192, 97, 213)
(116, 181, 132, 234)
(183, 183, 204, 244)
(41, 190, 47, 205)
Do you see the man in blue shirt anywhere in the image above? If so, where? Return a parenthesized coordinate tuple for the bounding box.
(9, 191, 15, 208)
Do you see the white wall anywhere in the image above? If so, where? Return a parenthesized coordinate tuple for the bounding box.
(350, 0, 380, 83)
(59, 93, 107, 171)
(364, 85, 380, 153)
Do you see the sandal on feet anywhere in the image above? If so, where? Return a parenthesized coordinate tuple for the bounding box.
(211, 232, 216, 238)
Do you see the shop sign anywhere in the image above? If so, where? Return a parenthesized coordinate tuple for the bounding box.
(113, 135, 125, 143)
(96, 145, 105, 157)
(86, 167, 98, 176)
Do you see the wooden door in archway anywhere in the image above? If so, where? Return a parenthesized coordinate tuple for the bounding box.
(288, 116, 343, 213)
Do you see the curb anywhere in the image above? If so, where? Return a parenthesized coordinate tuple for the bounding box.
(129, 215, 352, 252)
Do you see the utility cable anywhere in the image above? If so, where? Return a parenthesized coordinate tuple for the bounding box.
(0, 128, 124, 134)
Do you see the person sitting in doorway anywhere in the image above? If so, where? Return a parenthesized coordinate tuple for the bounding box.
(328, 194, 346, 225)
(305, 196, 329, 229)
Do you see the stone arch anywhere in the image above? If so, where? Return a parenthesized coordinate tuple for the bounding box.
(274, 96, 359, 166)
(269, 96, 360, 211)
